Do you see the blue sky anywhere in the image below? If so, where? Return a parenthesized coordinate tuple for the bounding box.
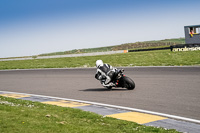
(0, 0, 200, 58)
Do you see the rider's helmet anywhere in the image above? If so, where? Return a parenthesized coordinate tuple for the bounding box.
(96, 60, 103, 67)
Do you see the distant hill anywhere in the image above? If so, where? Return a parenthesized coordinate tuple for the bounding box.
(0, 38, 185, 59)
(39, 38, 185, 56)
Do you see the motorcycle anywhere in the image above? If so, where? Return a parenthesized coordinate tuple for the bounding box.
(99, 69, 135, 90)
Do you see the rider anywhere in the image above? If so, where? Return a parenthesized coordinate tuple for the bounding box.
(95, 60, 116, 86)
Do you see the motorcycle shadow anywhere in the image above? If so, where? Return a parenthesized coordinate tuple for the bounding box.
(80, 88, 128, 92)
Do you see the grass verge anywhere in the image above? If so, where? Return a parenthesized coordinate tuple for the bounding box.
(0, 50, 199, 70)
(0, 96, 179, 133)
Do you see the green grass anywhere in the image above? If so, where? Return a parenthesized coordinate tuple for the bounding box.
(0, 96, 179, 133)
(0, 50, 199, 70)
(145, 38, 185, 43)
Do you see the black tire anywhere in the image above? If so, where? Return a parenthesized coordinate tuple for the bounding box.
(106, 86, 112, 90)
(123, 76, 135, 90)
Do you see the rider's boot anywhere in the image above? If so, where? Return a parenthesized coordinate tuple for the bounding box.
(102, 82, 115, 87)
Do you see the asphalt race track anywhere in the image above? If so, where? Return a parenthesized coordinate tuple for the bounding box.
(0, 67, 200, 120)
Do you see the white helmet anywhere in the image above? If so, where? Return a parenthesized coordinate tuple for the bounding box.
(96, 60, 103, 67)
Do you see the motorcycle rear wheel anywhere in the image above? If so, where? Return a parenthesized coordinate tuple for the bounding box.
(123, 76, 135, 90)
(106, 86, 112, 90)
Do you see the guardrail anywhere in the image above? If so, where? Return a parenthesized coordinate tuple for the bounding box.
(170, 44, 200, 52)
(128, 47, 171, 52)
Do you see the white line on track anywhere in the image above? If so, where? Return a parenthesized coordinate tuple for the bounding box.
(1, 90, 200, 124)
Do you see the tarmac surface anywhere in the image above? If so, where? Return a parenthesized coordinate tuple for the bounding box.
(0, 67, 200, 121)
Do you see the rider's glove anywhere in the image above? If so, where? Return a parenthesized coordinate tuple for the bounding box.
(95, 73, 99, 79)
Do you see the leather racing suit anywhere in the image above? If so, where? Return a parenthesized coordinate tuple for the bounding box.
(95, 63, 116, 86)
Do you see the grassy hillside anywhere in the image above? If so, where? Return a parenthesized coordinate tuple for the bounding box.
(38, 38, 185, 56)
(0, 38, 185, 59)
